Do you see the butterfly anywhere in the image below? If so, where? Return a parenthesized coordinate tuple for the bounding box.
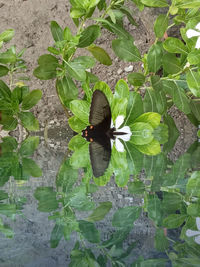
(82, 90, 127, 178)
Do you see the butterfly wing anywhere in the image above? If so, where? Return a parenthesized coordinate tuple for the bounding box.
(89, 137, 111, 178)
(89, 90, 111, 130)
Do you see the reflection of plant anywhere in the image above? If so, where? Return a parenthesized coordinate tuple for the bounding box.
(0, 29, 42, 131)
(0, 136, 42, 238)
(0, 136, 42, 186)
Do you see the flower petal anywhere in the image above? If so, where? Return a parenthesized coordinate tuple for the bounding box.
(111, 139, 114, 149)
(111, 119, 114, 128)
(115, 115, 124, 129)
(196, 217, 200, 231)
(115, 138, 124, 152)
(186, 229, 200, 237)
(186, 29, 200, 38)
(120, 126, 132, 135)
(195, 235, 200, 245)
(195, 37, 200, 49)
(118, 133, 132, 142)
(195, 22, 200, 31)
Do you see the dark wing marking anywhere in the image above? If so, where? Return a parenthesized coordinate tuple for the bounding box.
(89, 90, 111, 129)
(89, 137, 111, 178)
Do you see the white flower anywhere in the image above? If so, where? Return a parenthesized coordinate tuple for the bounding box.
(111, 115, 132, 152)
(186, 22, 200, 49)
(186, 217, 200, 244)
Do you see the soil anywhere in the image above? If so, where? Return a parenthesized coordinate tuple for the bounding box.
(0, 1, 198, 266)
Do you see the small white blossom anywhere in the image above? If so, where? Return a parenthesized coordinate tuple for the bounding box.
(111, 115, 132, 152)
(186, 217, 200, 244)
(186, 22, 200, 49)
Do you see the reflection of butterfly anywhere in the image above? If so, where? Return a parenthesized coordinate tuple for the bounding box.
(82, 90, 126, 178)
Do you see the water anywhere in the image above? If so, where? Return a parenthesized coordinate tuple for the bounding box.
(0, 125, 199, 267)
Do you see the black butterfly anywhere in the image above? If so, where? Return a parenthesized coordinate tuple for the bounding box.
(82, 90, 126, 178)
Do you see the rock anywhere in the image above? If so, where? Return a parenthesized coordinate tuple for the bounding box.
(124, 65, 133, 72)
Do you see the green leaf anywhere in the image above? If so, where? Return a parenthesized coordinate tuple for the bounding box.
(0, 29, 14, 42)
(163, 214, 186, 229)
(114, 79, 129, 98)
(68, 116, 87, 133)
(112, 206, 141, 228)
(87, 202, 112, 222)
(147, 43, 163, 73)
(70, 8, 86, 19)
(162, 53, 182, 74)
(50, 21, 63, 42)
(78, 220, 100, 243)
(154, 14, 169, 38)
(0, 204, 17, 217)
(22, 158, 42, 177)
(66, 61, 86, 81)
(87, 45, 112, 65)
(147, 194, 163, 226)
(56, 76, 78, 108)
(70, 190, 95, 211)
(18, 111, 39, 131)
(186, 171, 200, 197)
(175, 0, 200, 8)
(162, 192, 182, 213)
(141, 0, 168, 7)
(186, 70, 200, 97)
(1, 115, 17, 130)
(128, 180, 145, 194)
(50, 223, 64, 248)
(12, 86, 29, 104)
(0, 65, 9, 77)
(128, 72, 145, 86)
(19, 136, 39, 156)
(163, 37, 188, 55)
(68, 134, 87, 151)
(78, 25, 100, 48)
(153, 124, 168, 144)
(0, 49, 16, 64)
(70, 100, 90, 124)
(34, 187, 58, 212)
(0, 80, 11, 101)
(135, 112, 161, 128)
(155, 228, 169, 252)
(136, 139, 161, 155)
(96, 18, 132, 39)
(33, 54, 58, 80)
(120, 6, 137, 26)
(33, 65, 57, 80)
(130, 122, 154, 145)
(70, 143, 90, 168)
(125, 92, 144, 125)
(190, 100, 200, 121)
(112, 39, 141, 62)
(72, 56, 95, 69)
(187, 50, 200, 65)
(21, 89, 42, 110)
(143, 88, 158, 112)
(1, 136, 18, 152)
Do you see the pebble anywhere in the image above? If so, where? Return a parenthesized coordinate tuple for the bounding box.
(124, 65, 133, 72)
(117, 68, 123, 75)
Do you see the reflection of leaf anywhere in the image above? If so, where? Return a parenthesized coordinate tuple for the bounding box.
(34, 187, 59, 212)
(78, 220, 100, 243)
(163, 114, 179, 153)
(19, 136, 39, 156)
(70, 143, 90, 168)
(70, 192, 95, 211)
(22, 158, 42, 177)
(125, 92, 144, 126)
(112, 206, 141, 228)
(163, 214, 186, 229)
(87, 202, 112, 222)
(135, 112, 161, 129)
(155, 228, 169, 252)
(0, 204, 17, 217)
(50, 223, 64, 248)
(186, 171, 200, 197)
(147, 194, 163, 226)
(56, 158, 78, 193)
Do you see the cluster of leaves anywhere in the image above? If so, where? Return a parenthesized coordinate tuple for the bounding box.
(0, 136, 42, 238)
(0, 29, 42, 131)
(33, 0, 200, 128)
(68, 81, 169, 185)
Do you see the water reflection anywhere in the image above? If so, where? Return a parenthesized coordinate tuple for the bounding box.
(0, 126, 199, 266)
